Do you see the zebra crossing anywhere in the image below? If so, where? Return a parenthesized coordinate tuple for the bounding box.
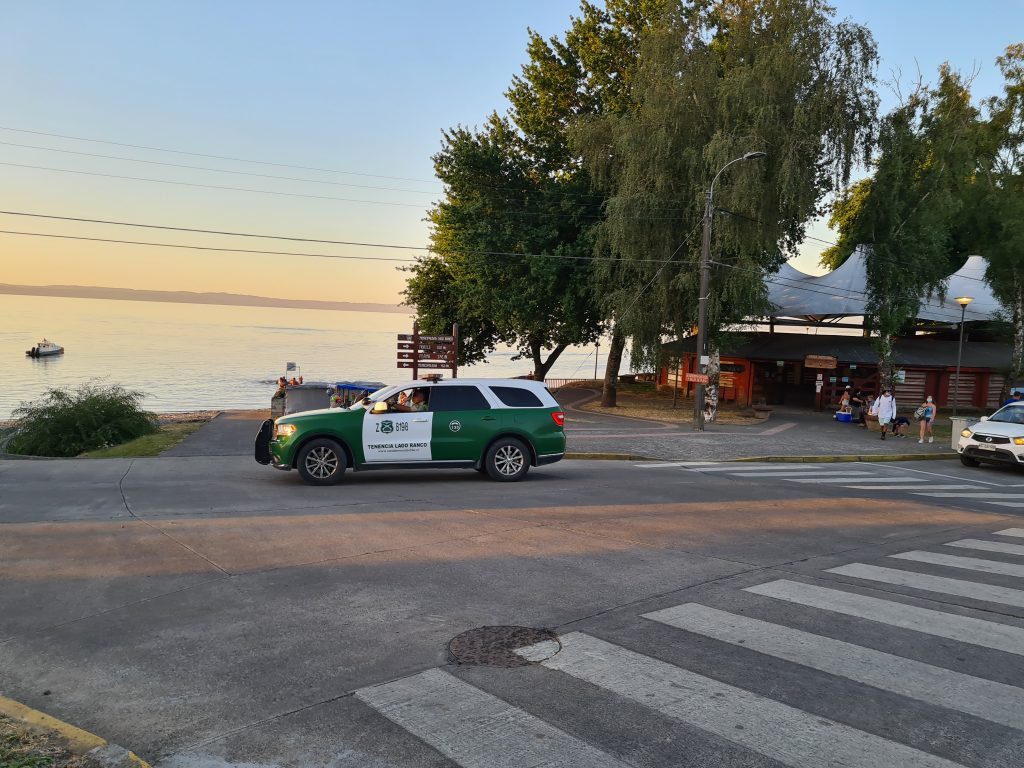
(355, 528, 1024, 767)
(635, 460, 1024, 510)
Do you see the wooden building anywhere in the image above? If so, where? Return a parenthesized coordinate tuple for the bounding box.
(661, 334, 1011, 411)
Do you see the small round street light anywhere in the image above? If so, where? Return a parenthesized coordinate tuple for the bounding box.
(953, 296, 973, 417)
(693, 150, 767, 431)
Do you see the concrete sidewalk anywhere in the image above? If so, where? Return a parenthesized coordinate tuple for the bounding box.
(161, 410, 268, 457)
(557, 387, 956, 461)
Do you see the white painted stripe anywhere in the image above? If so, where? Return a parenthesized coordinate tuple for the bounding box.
(530, 632, 965, 768)
(354, 668, 627, 768)
(911, 492, 1024, 499)
(995, 528, 1024, 538)
(644, 602, 1024, 731)
(891, 550, 1024, 579)
(637, 462, 715, 468)
(746, 579, 1024, 656)
(843, 484, 979, 491)
(729, 471, 868, 478)
(987, 501, 1024, 509)
(828, 562, 1024, 608)
(946, 538, 1024, 557)
(784, 476, 915, 484)
(687, 465, 821, 472)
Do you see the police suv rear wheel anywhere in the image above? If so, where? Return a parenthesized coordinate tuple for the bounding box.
(297, 439, 346, 485)
(485, 437, 530, 482)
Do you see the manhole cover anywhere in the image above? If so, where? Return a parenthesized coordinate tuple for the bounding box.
(447, 626, 561, 667)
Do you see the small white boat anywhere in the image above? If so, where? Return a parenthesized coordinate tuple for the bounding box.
(26, 339, 64, 358)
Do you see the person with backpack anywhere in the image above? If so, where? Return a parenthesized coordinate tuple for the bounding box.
(873, 388, 897, 440)
(917, 396, 937, 444)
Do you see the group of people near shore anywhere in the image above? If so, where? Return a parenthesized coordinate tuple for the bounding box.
(837, 386, 937, 442)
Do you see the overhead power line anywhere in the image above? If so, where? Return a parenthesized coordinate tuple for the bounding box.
(0, 125, 441, 185)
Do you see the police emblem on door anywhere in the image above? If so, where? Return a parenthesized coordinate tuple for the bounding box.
(380, 420, 395, 434)
(449, 420, 462, 433)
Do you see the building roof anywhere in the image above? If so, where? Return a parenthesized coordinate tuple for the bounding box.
(663, 333, 1011, 369)
(766, 248, 1002, 323)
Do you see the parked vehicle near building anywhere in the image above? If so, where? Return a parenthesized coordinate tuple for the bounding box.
(255, 378, 565, 485)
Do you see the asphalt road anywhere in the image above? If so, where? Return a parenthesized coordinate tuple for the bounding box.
(2, 455, 1024, 767)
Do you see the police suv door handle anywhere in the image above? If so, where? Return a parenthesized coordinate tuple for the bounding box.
(412, 418, 429, 423)
(481, 416, 497, 421)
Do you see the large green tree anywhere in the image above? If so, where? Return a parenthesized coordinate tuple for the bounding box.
(980, 44, 1024, 385)
(824, 66, 986, 386)
(574, 0, 878, 405)
(404, 1, 673, 381)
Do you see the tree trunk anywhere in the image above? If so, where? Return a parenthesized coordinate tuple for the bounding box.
(601, 327, 626, 407)
(531, 342, 569, 382)
(876, 335, 896, 392)
(1011, 280, 1024, 388)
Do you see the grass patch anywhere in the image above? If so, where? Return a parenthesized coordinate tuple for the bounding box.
(79, 421, 207, 458)
(0, 715, 88, 768)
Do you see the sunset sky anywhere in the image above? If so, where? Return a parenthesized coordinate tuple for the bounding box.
(2, 1, 1020, 305)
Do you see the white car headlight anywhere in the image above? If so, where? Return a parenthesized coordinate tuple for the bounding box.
(960, 428, 973, 438)
(1014, 437, 1024, 446)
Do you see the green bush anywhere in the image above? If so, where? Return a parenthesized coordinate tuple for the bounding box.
(7, 383, 157, 457)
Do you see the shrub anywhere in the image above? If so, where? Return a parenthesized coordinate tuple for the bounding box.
(7, 383, 157, 457)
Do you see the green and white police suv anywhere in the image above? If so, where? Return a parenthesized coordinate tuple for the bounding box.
(255, 378, 566, 485)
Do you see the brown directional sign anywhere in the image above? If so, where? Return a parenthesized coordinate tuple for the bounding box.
(804, 354, 838, 369)
(398, 351, 456, 361)
(397, 334, 454, 342)
(685, 373, 710, 384)
(398, 361, 451, 369)
(397, 342, 453, 352)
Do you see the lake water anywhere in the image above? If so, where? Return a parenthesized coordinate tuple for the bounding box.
(1, 295, 609, 418)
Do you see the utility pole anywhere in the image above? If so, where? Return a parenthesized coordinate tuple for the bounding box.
(693, 151, 767, 431)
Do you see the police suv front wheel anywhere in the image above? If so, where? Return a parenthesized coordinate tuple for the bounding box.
(485, 437, 530, 482)
(297, 438, 347, 485)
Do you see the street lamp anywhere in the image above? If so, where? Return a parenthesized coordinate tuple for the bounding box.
(694, 151, 767, 431)
(952, 296, 973, 417)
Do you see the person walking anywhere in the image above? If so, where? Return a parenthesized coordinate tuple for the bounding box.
(874, 387, 897, 440)
(917, 395, 937, 443)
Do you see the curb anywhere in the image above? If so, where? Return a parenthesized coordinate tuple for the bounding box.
(566, 452, 656, 461)
(0, 695, 150, 768)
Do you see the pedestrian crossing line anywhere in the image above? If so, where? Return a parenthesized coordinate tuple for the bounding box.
(726, 471, 870, 478)
(891, 550, 1024, 579)
(995, 528, 1024, 538)
(687, 465, 824, 472)
(643, 602, 1024, 731)
(637, 461, 718, 468)
(827, 562, 1024, 609)
(785, 476, 919, 484)
(910, 492, 1024, 499)
(354, 668, 628, 768)
(745, 579, 1024, 656)
(843, 484, 980, 491)
(945, 538, 1024, 557)
(524, 632, 966, 768)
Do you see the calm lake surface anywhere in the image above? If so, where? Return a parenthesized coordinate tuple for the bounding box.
(1, 295, 609, 418)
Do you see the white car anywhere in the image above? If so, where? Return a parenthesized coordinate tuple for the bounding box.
(958, 403, 1024, 469)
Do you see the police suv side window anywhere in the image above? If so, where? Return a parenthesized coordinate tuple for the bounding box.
(428, 386, 491, 412)
(490, 386, 543, 407)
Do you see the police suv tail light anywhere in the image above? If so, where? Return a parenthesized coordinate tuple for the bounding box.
(551, 411, 565, 427)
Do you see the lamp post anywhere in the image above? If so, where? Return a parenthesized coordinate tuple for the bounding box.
(953, 296, 973, 417)
(694, 150, 767, 431)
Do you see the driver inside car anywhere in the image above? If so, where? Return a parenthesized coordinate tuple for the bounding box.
(392, 388, 428, 413)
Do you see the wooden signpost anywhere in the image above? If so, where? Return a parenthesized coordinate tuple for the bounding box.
(397, 321, 459, 379)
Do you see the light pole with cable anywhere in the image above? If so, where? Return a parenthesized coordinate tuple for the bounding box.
(694, 151, 767, 431)
(952, 296, 973, 417)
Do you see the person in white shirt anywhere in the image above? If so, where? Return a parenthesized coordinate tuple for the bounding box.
(872, 388, 897, 440)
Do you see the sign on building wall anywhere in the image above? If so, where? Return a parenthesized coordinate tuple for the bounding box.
(804, 355, 838, 369)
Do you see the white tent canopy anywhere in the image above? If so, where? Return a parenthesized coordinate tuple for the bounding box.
(765, 246, 1002, 324)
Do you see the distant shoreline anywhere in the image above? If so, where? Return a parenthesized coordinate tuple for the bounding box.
(0, 283, 411, 314)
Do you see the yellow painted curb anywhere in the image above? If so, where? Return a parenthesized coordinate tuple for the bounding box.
(0, 695, 150, 767)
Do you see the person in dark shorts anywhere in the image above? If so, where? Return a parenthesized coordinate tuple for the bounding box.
(891, 415, 911, 438)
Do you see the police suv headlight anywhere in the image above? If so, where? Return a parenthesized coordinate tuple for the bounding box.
(960, 428, 973, 438)
(275, 423, 297, 438)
